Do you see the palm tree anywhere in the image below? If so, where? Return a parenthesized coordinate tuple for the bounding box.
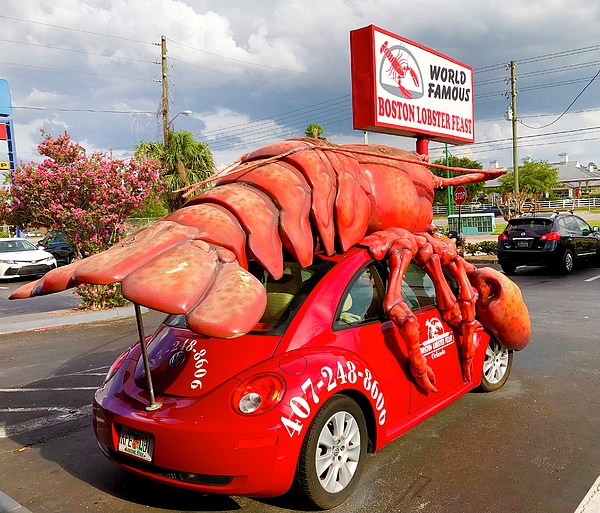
(135, 131, 215, 212)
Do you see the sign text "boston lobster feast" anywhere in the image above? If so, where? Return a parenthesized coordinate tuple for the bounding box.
(350, 25, 474, 145)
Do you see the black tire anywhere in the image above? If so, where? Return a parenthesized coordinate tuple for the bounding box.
(478, 337, 513, 392)
(295, 395, 367, 510)
(500, 260, 517, 275)
(556, 248, 574, 274)
(68, 255, 76, 265)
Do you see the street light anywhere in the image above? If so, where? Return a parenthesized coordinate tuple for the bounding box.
(164, 110, 192, 143)
(169, 110, 192, 124)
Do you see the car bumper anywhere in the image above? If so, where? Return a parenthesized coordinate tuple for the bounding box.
(93, 374, 300, 497)
(498, 242, 561, 266)
(0, 262, 57, 278)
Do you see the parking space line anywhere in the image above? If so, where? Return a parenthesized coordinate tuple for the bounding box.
(584, 275, 600, 282)
(0, 387, 98, 392)
(0, 407, 81, 413)
(575, 474, 600, 513)
(0, 404, 93, 439)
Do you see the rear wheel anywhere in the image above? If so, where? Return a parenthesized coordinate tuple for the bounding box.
(295, 395, 367, 510)
(556, 248, 574, 274)
(500, 260, 517, 275)
(479, 337, 513, 392)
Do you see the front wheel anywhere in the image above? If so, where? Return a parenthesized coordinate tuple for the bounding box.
(479, 337, 513, 392)
(295, 395, 367, 510)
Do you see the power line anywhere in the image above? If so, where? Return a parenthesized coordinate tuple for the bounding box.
(168, 38, 329, 78)
(0, 60, 154, 82)
(0, 37, 153, 64)
(0, 14, 153, 45)
(169, 56, 345, 94)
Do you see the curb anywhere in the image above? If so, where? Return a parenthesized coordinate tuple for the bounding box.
(0, 305, 144, 335)
(0, 491, 31, 513)
(465, 255, 498, 265)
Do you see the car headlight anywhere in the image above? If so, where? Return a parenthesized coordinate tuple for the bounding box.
(232, 373, 286, 415)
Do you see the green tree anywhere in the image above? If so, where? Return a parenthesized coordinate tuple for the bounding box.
(305, 123, 326, 140)
(499, 160, 559, 196)
(135, 130, 215, 212)
(430, 155, 484, 205)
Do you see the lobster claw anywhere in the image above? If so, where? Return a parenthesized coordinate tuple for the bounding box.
(468, 267, 531, 351)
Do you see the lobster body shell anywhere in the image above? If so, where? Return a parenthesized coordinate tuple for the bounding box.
(11, 138, 529, 363)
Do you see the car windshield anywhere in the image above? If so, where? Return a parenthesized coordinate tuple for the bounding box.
(506, 218, 553, 237)
(164, 258, 336, 336)
(0, 239, 39, 252)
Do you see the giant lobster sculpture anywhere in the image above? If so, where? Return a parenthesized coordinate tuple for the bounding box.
(11, 138, 531, 393)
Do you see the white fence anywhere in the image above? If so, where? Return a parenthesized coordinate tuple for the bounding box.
(433, 198, 600, 216)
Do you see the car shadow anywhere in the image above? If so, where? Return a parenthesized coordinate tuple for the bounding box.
(0, 320, 319, 512)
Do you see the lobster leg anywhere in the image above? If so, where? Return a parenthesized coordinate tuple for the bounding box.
(416, 233, 478, 382)
(361, 228, 437, 393)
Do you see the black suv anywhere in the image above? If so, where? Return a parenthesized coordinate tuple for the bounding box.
(497, 212, 600, 274)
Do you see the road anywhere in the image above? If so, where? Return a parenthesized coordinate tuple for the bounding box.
(0, 265, 599, 512)
(0, 277, 80, 317)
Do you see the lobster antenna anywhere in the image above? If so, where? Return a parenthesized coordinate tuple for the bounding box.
(177, 143, 508, 197)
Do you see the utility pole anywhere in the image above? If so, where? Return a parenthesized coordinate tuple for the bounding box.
(510, 60, 519, 194)
(161, 35, 169, 144)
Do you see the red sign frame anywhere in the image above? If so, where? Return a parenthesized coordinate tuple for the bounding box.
(350, 25, 474, 145)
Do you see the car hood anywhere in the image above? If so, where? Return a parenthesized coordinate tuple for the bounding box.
(0, 250, 54, 262)
(131, 324, 281, 398)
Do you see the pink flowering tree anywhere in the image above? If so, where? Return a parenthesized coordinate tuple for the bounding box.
(2, 131, 166, 309)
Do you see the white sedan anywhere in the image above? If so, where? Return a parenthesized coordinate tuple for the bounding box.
(0, 238, 57, 279)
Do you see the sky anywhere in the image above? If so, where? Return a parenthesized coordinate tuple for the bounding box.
(1, 0, 600, 174)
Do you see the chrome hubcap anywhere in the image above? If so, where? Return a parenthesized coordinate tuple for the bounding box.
(315, 411, 361, 493)
(483, 339, 509, 384)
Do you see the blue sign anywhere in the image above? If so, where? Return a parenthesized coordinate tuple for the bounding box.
(0, 80, 12, 117)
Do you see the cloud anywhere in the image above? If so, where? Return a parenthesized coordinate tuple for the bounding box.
(1, 0, 599, 172)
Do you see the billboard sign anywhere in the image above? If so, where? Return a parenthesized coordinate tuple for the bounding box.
(350, 25, 474, 145)
(0, 80, 12, 117)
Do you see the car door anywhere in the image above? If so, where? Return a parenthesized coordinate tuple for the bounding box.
(332, 262, 412, 429)
(573, 216, 598, 257)
(395, 264, 465, 414)
(370, 262, 465, 415)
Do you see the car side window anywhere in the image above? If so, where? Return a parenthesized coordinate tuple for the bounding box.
(557, 218, 569, 233)
(574, 217, 591, 234)
(402, 264, 436, 309)
(334, 265, 384, 328)
(565, 217, 581, 233)
(378, 261, 437, 311)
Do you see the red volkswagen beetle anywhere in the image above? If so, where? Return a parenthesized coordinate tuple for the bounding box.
(94, 247, 513, 509)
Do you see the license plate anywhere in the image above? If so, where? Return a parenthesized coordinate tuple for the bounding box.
(517, 241, 529, 248)
(118, 426, 154, 462)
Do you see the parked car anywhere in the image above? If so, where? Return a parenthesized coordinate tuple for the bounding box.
(36, 232, 75, 266)
(483, 205, 515, 217)
(497, 212, 600, 274)
(94, 247, 514, 509)
(0, 238, 57, 279)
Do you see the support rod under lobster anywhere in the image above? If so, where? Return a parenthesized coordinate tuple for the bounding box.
(134, 303, 161, 411)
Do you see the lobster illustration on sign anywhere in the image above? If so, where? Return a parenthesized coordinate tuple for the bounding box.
(380, 41, 420, 99)
(11, 138, 531, 393)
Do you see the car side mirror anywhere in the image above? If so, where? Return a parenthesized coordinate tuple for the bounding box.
(593, 226, 599, 233)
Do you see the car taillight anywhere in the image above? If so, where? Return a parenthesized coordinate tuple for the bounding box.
(498, 233, 508, 241)
(232, 373, 286, 415)
(540, 231, 561, 241)
(103, 348, 131, 385)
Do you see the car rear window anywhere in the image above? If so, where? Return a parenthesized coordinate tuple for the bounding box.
(507, 218, 553, 236)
